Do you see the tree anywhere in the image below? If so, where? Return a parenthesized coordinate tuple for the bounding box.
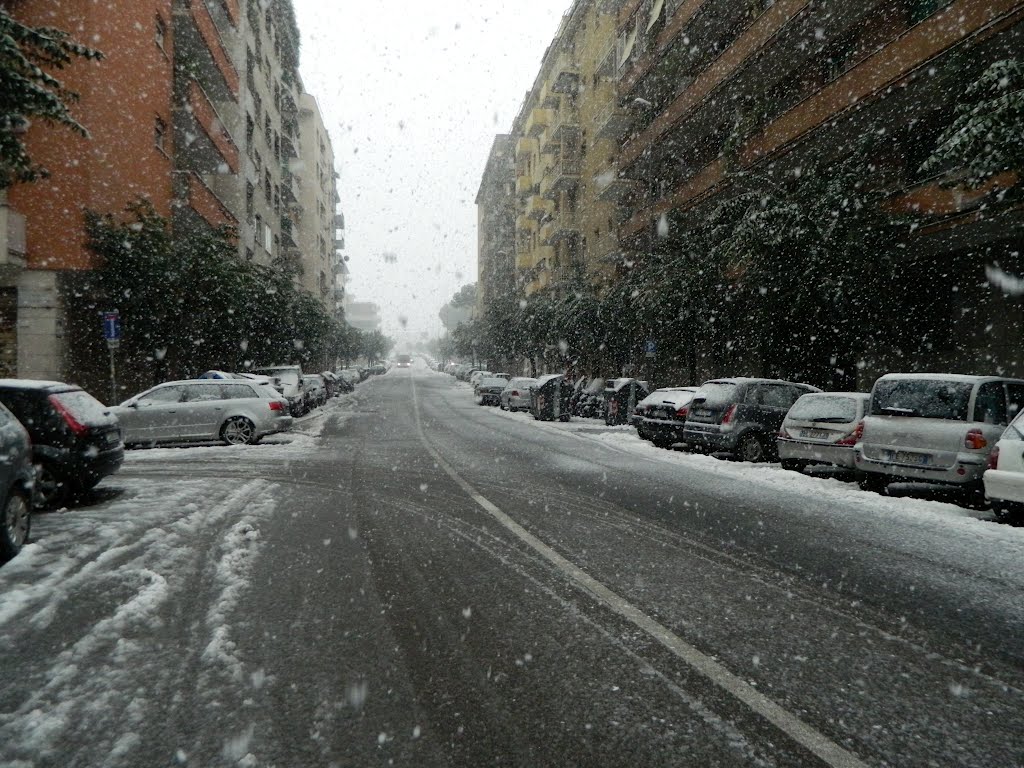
(0, 8, 102, 188)
(922, 58, 1024, 185)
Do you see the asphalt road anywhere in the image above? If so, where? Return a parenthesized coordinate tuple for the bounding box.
(2, 366, 1023, 767)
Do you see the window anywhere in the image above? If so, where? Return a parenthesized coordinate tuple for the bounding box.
(245, 113, 255, 152)
(254, 150, 262, 173)
(974, 382, 1008, 425)
(1007, 383, 1024, 422)
(154, 117, 167, 154)
(221, 384, 258, 400)
(138, 386, 184, 406)
(246, 182, 255, 217)
(155, 15, 166, 52)
(264, 170, 272, 204)
(183, 384, 223, 403)
(264, 114, 272, 146)
(255, 215, 263, 246)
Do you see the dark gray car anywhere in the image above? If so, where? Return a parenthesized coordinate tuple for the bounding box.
(0, 401, 34, 562)
(683, 378, 821, 462)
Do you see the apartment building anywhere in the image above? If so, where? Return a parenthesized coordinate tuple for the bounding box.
(512, 0, 627, 297)
(475, 135, 516, 315)
(610, 0, 1024, 377)
(295, 93, 342, 310)
(4, 0, 188, 379)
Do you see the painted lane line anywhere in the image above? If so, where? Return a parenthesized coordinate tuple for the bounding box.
(411, 375, 869, 768)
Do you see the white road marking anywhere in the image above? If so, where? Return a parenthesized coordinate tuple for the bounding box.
(412, 375, 870, 768)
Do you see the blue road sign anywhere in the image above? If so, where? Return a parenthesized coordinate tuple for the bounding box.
(103, 311, 121, 341)
(645, 339, 657, 358)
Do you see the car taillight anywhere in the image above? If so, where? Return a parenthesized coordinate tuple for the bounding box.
(269, 400, 286, 412)
(48, 394, 89, 436)
(965, 429, 988, 450)
(510, 390, 519, 397)
(835, 420, 864, 447)
(720, 404, 737, 427)
(675, 406, 689, 419)
(987, 445, 1000, 470)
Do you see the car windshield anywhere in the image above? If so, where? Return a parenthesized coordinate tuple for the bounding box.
(871, 379, 974, 421)
(788, 395, 860, 423)
(4, 3, 1024, 767)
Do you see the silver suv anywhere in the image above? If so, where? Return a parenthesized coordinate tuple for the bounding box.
(856, 373, 1024, 493)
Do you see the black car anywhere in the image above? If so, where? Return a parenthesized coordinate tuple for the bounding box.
(682, 377, 821, 462)
(638, 387, 699, 448)
(0, 380, 124, 508)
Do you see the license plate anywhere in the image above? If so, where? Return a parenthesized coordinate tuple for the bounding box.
(800, 429, 831, 440)
(891, 450, 930, 465)
(692, 408, 713, 419)
(105, 431, 120, 445)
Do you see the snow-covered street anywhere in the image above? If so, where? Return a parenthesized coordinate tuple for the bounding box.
(1, 369, 1023, 767)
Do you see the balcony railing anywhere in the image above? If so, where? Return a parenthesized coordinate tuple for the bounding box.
(188, 80, 239, 172)
(540, 154, 581, 199)
(551, 51, 580, 94)
(543, 108, 580, 152)
(187, 0, 239, 98)
(525, 108, 554, 137)
(526, 194, 554, 220)
(540, 211, 579, 245)
(596, 102, 633, 141)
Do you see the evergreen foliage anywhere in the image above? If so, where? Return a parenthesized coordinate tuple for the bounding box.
(0, 8, 102, 189)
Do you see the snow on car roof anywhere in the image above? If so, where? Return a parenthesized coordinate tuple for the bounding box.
(0, 378, 73, 390)
(798, 391, 870, 399)
(876, 372, 1024, 383)
(536, 373, 565, 385)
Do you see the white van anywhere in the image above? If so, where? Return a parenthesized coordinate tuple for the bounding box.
(856, 373, 1024, 493)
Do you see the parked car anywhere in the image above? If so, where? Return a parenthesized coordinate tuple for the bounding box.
(683, 378, 821, 462)
(777, 392, 871, 472)
(856, 373, 1024, 494)
(474, 377, 508, 407)
(500, 377, 538, 412)
(251, 365, 305, 416)
(0, 401, 35, 561)
(469, 371, 493, 388)
(0, 380, 124, 508)
(984, 408, 1024, 522)
(112, 379, 292, 448)
(637, 387, 699, 448)
(302, 374, 327, 409)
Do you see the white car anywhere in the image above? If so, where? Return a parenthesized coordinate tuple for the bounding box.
(984, 409, 1024, 522)
(469, 371, 493, 387)
(777, 392, 871, 472)
(500, 378, 538, 411)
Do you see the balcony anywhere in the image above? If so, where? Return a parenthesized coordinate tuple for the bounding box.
(551, 51, 580, 94)
(525, 108, 554, 137)
(516, 213, 535, 233)
(515, 252, 532, 270)
(334, 236, 345, 250)
(188, 80, 239, 173)
(515, 136, 537, 159)
(526, 194, 554, 221)
(597, 171, 641, 203)
(542, 108, 580, 152)
(540, 154, 581, 199)
(540, 211, 579, 245)
(180, 171, 237, 229)
(187, 0, 239, 98)
(516, 175, 536, 196)
(596, 102, 633, 141)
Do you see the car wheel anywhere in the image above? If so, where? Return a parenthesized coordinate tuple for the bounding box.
(858, 472, 889, 495)
(781, 459, 806, 473)
(992, 501, 1024, 524)
(221, 416, 258, 446)
(0, 490, 30, 561)
(736, 433, 766, 463)
(34, 463, 69, 509)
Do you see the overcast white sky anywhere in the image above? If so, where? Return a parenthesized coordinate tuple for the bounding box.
(292, 1, 571, 347)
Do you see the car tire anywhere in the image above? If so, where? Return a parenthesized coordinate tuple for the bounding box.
(992, 500, 1023, 524)
(221, 416, 258, 446)
(736, 433, 767, 463)
(34, 462, 69, 509)
(781, 459, 806, 473)
(0, 490, 31, 562)
(651, 435, 672, 449)
(858, 472, 889, 495)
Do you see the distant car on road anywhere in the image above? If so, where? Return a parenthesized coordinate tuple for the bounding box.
(112, 380, 291, 448)
(500, 378, 538, 412)
(396, 354, 412, 368)
(0, 380, 124, 508)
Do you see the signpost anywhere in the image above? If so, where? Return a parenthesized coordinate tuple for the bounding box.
(102, 311, 121, 404)
(645, 339, 657, 359)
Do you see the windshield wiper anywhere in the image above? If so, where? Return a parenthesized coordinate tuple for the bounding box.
(810, 416, 850, 423)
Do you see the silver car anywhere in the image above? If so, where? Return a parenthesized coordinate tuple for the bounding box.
(856, 373, 1024, 493)
(777, 392, 870, 472)
(500, 378, 538, 412)
(112, 380, 293, 446)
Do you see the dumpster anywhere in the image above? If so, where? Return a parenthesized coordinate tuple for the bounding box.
(530, 374, 573, 422)
(604, 378, 652, 426)
(571, 376, 606, 418)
